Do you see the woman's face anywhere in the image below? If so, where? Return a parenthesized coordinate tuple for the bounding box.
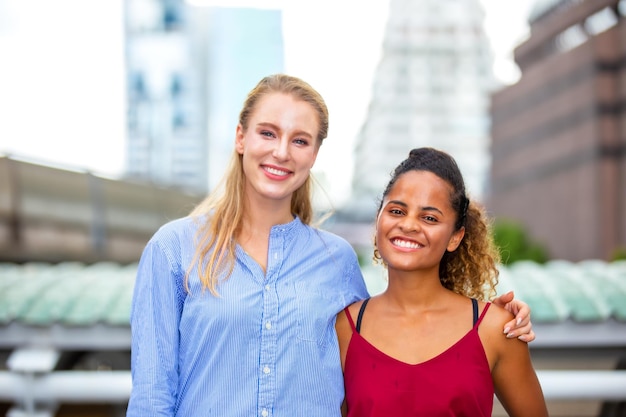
(235, 92, 320, 207)
(376, 170, 464, 274)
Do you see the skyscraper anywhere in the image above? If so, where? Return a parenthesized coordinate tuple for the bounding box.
(125, 0, 284, 193)
(125, 0, 207, 192)
(193, 7, 285, 190)
(349, 0, 495, 217)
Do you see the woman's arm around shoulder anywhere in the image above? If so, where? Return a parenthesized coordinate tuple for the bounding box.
(480, 303, 549, 417)
(492, 291, 535, 342)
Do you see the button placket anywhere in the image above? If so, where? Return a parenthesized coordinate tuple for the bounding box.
(258, 239, 281, 417)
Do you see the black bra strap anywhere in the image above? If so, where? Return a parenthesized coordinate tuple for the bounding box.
(357, 298, 479, 332)
(356, 298, 370, 333)
(472, 298, 478, 326)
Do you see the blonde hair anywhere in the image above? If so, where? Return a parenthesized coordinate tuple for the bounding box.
(188, 74, 329, 295)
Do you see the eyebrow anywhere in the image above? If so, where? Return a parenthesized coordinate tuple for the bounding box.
(257, 122, 314, 139)
(387, 200, 444, 215)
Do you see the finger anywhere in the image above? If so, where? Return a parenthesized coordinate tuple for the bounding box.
(518, 329, 536, 343)
(513, 303, 531, 323)
(506, 320, 533, 339)
(495, 291, 514, 306)
(515, 313, 531, 327)
(503, 311, 529, 332)
(502, 318, 517, 335)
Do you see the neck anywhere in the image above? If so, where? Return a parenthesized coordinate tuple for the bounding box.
(240, 197, 294, 239)
(382, 268, 448, 309)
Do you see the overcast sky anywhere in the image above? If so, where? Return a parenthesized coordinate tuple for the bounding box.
(0, 0, 534, 203)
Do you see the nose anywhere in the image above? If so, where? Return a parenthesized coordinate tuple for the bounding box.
(272, 136, 290, 161)
(399, 216, 420, 233)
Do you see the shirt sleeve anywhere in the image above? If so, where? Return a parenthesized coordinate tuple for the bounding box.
(127, 234, 185, 416)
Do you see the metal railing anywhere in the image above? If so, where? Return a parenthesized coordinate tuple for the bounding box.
(0, 369, 625, 416)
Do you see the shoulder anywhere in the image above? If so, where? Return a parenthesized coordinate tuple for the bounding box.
(300, 224, 367, 296)
(150, 216, 201, 244)
(337, 298, 369, 331)
(140, 216, 202, 266)
(312, 227, 358, 255)
(311, 226, 350, 244)
(479, 302, 522, 354)
(485, 301, 514, 321)
(335, 304, 350, 330)
(481, 302, 514, 334)
(299, 224, 360, 265)
(337, 299, 365, 321)
(336, 300, 362, 342)
(315, 228, 364, 277)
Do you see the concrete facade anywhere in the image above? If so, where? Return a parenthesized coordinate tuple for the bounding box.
(488, 0, 626, 261)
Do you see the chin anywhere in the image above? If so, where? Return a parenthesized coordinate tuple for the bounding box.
(259, 189, 295, 202)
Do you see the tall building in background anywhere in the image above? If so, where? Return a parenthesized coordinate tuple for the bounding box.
(348, 0, 495, 219)
(188, 7, 285, 190)
(125, 0, 207, 192)
(488, 0, 626, 261)
(125, 0, 284, 193)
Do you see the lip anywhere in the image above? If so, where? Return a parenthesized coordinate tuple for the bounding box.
(262, 164, 293, 180)
(390, 236, 424, 251)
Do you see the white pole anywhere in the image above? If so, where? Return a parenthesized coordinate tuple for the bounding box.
(1, 370, 626, 403)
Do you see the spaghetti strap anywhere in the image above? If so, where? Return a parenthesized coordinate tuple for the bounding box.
(356, 298, 370, 333)
(344, 306, 357, 331)
(472, 298, 478, 325)
(474, 302, 491, 328)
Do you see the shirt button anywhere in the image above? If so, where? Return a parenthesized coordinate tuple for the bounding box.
(263, 366, 270, 374)
(265, 321, 272, 330)
(261, 409, 269, 417)
(265, 285, 271, 291)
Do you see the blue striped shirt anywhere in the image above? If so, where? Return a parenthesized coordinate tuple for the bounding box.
(127, 215, 369, 417)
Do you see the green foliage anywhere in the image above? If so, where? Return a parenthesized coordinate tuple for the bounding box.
(492, 219, 549, 265)
(610, 247, 626, 261)
(356, 250, 370, 267)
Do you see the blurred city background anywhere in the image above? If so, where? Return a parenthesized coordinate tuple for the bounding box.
(0, 0, 625, 416)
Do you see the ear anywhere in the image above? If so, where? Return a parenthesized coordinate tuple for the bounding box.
(235, 124, 245, 155)
(446, 227, 465, 252)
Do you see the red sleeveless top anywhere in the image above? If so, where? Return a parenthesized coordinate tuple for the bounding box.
(343, 299, 494, 417)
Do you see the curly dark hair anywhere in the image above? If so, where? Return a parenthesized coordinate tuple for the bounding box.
(376, 147, 500, 300)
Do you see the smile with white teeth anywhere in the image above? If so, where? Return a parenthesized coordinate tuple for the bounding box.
(264, 166, 290, 176)
(392, 238, 422, 249)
